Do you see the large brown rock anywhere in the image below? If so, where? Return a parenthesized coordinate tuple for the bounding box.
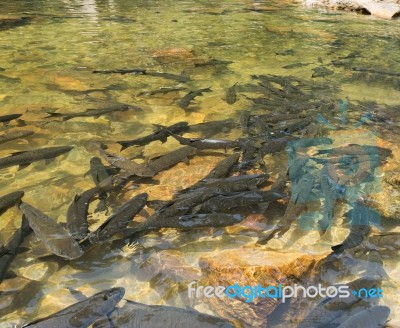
(199, 248, 325, 327)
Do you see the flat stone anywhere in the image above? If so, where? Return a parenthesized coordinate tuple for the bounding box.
(199, 248, 325, 327)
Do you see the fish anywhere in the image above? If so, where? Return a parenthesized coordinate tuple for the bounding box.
(101, 150, 155, 177)
(225, 82, 238, 104)
(147, 146, 197, 174)
(351, 66, 400, 78)
(0, 17, 31, 31)
(22, 287, 125, 328)
(0, 215, 32, 283)
(66, 187, 99, 240)
(316, 144, 392, 158)
(188, 119, 236, 135)
(259, 136, 299, 157)
(169, 133, 240, 150)
(272, 119, 312, 135)
(256, 113, 308, 123)
(282, 62, 313, 69)
(369, 232, 400, 250)
(93, 68, 146, 74)
(237, 139, 258, 172)
(0, 146, 73, 170)
(194, 59, 234, 67)
(183, 174, 269, 195)
(0, 113, 22, 123)
(203, 153, 241, 179)
(86, 193, 148, 245)
(0, 130, 34, 145)
(145, 71, 191, 83)
(257, 174, 314, 244)
(137, 86, 187, 96)
(0, 190, 24, 215)
(45, 103, 138, 121)
(275, 49, 296, 56)
(117, 121, 189, 150)
(125, 213, 245, 239)
(197, 190, 286, 213)
(331, 203, 376, 253)
(336, 305, 390, 328)
(20, 202, 83, 259)
(90, 157, 110, 186)
(178, 87, 212, 109)
(104, 300, 234, 328)
(312, 66, 334, 78)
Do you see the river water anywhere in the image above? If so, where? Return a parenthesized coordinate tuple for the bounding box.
(0, 0, 399, 327)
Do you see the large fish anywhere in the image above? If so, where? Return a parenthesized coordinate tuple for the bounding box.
(0, 146, 73, 170)
(86, 193, 148, 244)
(125, 213, 244, 239)
(197, 190, 285, 213)
(336, 306, 390, 328)
(104, 300, 234, 328)
(178, 87, 212, 109)
(66, 187, 99, 240)
(0, 215, 32, 283)
(147, 146, 197, 174)
(23, 287, 125, 328)
(101, 150, 155, 177)
(117, 121, 189, 150)
(0, 190, 24, 215)
(20, 202, 83, 259)
(89, 157, 111, 213)
(0, 114, 22, 123)
(137, 86, 187, 96)
(225, 82, 238, 104)
(0, 130, 34, 145)
(169, 133, 240, 150)
(145, 71, 191, 83)
(46, 104, 138, 121)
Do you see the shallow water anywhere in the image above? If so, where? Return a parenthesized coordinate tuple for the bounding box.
(0, 0, 399, 327)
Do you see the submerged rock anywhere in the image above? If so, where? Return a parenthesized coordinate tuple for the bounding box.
(301, 0, 400, 19)
(199, 248, 324, 327)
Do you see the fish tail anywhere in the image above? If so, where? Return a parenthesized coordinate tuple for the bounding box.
(45, 112, 64, 118)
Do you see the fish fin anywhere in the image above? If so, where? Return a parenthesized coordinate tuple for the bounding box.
(182, 156, 190, 164)
(45, 112, 64, 118)
(92, 316, 113, 328)
(152, 123, 166, 131)
(66, 286, 87, 301)
(17, 163, 30, 171)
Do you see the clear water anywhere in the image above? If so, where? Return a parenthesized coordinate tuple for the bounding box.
(0, 0, 399, 327)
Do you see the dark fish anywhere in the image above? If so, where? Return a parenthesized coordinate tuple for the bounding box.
(147, 146, 197, 174)
(316, 144, 392, 158)
(282, 62, 313, 69)
(0, 146, 73, 170)
(178, 87, 212, 109)
(369, 232, 400, 250)
(259, 136, 298, 157)
(351, 66, 400, 78)
(312, 66, 334, 78)
(272, 119, 312, 135)
(117, 121, 189, 150)
(194, 59, 234, 67)
(0, 113, 22, 123)
(0, 17, 31, 31)
(239, 110, 251, 134)
(0, 215, 32, 283)
(257, 113, 307, 123)
(20, 202, 83, 259)
(105, 300, 234, 328)
(22, 287, 125, 328)
(137, 86, 187, 96)
(185, 174, 269, 194)
(0, 130, 34, 145)
(331, 203, 376, 253)
(318, 169, 338, 233)
(101, 150, 155, 177)
(90, 157, 110, 186)
(87, 193, 148, 244)
(169, 133, 240, 150)
(225, 82, 238, 104)
(237, 139, 257, 172)
(66, 187, 99, 240)
(188, 118, 236, 135)
(336, 306, 390, 328)
(145, 71, 191, 83)
(125, 213, 245, 239)
(0, 190, 24, 216)
(275, 49, 296, 56)
(203, 153, 241, 179)
(93, 68, 146, 74)
(46, 104, 138, 121)
(197, 190, 285, 213)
